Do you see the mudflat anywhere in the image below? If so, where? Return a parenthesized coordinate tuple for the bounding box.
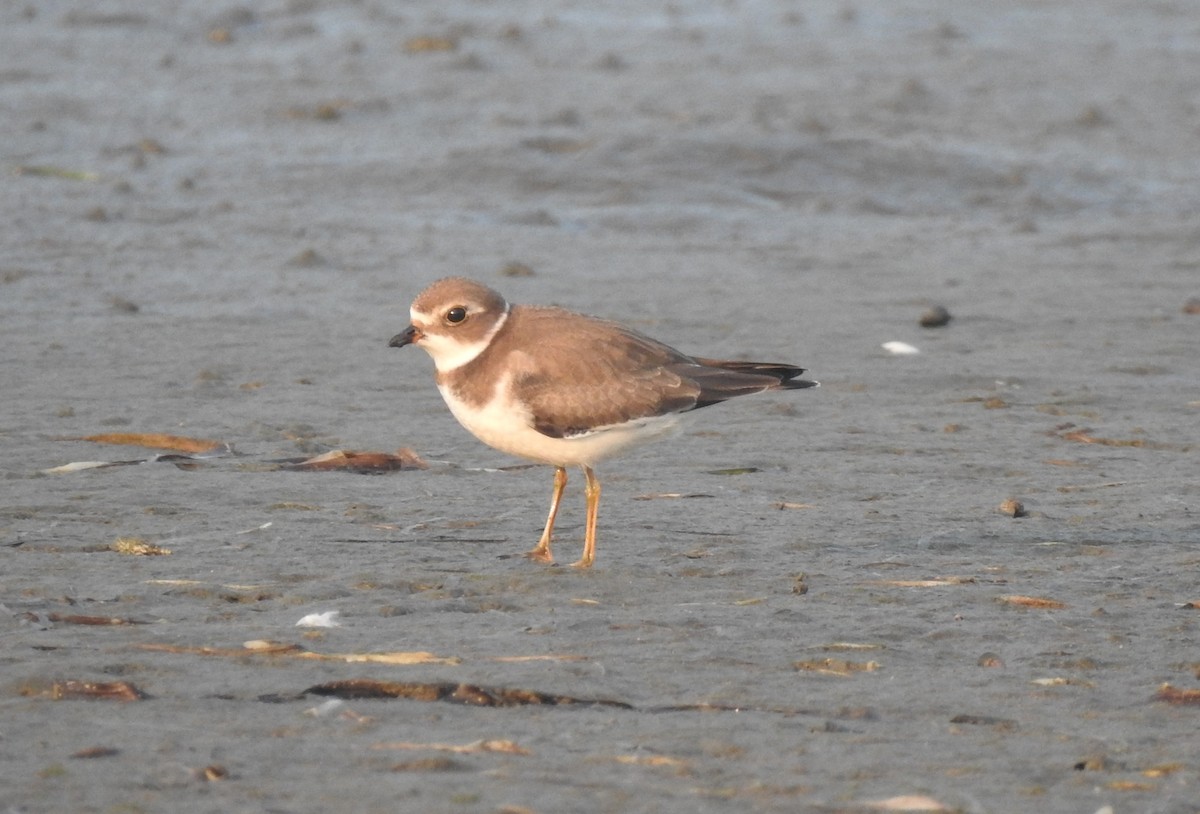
(2, 2, 1198, 812)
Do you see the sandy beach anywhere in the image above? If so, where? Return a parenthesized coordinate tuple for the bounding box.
(2, 2, 1199, 812)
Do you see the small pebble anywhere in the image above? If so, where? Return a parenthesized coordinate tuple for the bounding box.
(999, 498, 1026, 518)
(977, 652, 1005, 668)
(882, 341, 919, 355)
(1183, 297, 1200, 315)
(199, 764, 229, 782)
(919, 305, 952, 327)
(287, 248, 326, 268)
(791, 572, 809, 595)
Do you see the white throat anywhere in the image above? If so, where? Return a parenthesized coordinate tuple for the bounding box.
(417, 306, 510, 373)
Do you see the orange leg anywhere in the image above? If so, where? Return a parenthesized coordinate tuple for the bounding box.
(526, 466, 567, 563)
(571, 465, 600, 568)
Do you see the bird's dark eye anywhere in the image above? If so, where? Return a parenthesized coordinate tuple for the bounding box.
(445, 306, 467, 324)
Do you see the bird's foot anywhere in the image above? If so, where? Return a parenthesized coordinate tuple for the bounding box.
(524, 546, 554, 564)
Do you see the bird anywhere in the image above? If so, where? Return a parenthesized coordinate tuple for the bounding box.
(389, 277, 816, 568)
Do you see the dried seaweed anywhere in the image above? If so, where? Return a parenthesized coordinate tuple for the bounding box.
(997, 594, 1066, 610)
(36, 680, 148, 701)
(868, 577, 976, 588)
(305, 679, 634, 709)
(1154, 683, 1200, 705)
(22, 612, 148, 626)
(284, 448, 427, 473)
(1054, 427, 1187, 451)
(70, 746, 120, 759)
(949, 713, 1018, 730)
(861, 794, 952, 812)
(372, 739, 530, 755)
(77, 432, 229, 453)
(296, 677, 823, 716)
(794, 658, 882, 677)
(111, 537, 171, 556)
(136, 640, 459, 666)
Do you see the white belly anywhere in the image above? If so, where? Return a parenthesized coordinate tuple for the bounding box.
(437, 376, 679, 467)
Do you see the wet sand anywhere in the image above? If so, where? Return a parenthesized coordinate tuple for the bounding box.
(2, 2, 1199, 812)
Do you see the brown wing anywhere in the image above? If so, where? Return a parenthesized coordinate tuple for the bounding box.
(504, 308, 814, 439)
(509, 309, 703, 438)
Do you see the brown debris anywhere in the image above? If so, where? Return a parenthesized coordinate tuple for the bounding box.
(794, 658, 881, 677)
(1107, 780, 1155, 792)
(136, 640, 457, 666)
(46, 680, 147, 701)
(373, 739, 530, 756)
(949, 713, 1018, 730)
(286, 247, 328, 267)
(78, 432, 228, 453)
(14, 164, 99, 181)
(198, 764, 229, 782)
(1060, 428, 1146, 447)
(499, 261, 536, 277)
(997, 594, 1066, 610)
(1055, 426, 1183, 450)
(633, 492, 714, 501)
(127, 644, 827, 716)
(285, 104, 345, 122)
(1182, 297, 1200, 315)
(111, 537, 172, 556)
(1056, 481, 1127, 493)
(404, 36, 457, 53)
(286, 448, 427, 473)
(609, 754, 692, 774)
(1142, 762, 1185, 777)
(520, 136, 593, 154)
(138, 641, 303, 658)
(868, 576, 975, 588)
(71, 746, 120, 759)
(1154, 683, 1200, 705)
(390, 756, 467, 772)
(1031, 676, 1094, 688)
(863, 795, 952, 812)
(305, 679, 634, 709)
(22, 612, 147, 626)
(46, 446, 230, 474)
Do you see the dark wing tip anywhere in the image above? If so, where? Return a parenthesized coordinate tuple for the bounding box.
(782, 377, 819, 390)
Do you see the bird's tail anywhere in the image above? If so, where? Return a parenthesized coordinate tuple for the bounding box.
(692, 359, 818, 389)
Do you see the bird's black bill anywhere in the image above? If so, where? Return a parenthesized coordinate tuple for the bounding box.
(388, 325, 419, 348)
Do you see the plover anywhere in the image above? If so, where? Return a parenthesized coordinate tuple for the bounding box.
(390, 277, 816, 567)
